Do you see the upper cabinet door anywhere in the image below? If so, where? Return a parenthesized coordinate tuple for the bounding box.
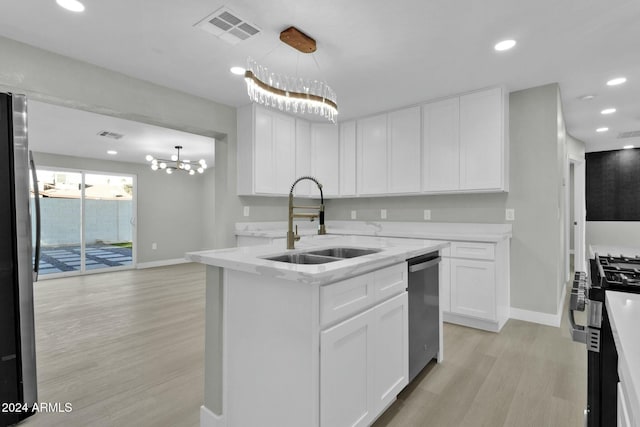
(272, 113, 297, 194)
(295, 119, 312, 197)
(357, 114, 388, 195)
(311, 123, 340, 197)
(339, 121, 357, 197)
(423, 98, 460, 192)
(388, 107, 421, 194)
(459, 88, 504, 190)
(253, 107, 276, 194)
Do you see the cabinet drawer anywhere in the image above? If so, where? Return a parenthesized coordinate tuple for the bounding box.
(450, 242, 495, 260)
(321, 273, 375, 327)
(374, 263, 407, 302)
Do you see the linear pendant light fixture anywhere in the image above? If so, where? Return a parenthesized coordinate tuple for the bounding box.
(244, 26, 338, 123)
(145, 146, 207, 175)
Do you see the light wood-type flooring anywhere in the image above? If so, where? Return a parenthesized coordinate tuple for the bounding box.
(22, 263, 586, 427)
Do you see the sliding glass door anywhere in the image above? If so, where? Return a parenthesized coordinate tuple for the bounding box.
(31, 168, 136, 277)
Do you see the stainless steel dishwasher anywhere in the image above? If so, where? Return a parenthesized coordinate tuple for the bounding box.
(407, 252, 440, 382)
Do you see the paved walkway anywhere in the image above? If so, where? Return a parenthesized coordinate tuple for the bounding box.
(38, 244, 132, 275)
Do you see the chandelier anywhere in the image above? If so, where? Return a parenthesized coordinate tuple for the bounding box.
(145, 146, 207, 175)
(244, 27, 338, 123)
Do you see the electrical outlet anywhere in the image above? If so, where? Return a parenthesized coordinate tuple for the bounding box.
(351, 210, 357, 220)
(380, 209, 387, 219)
(506, 208, 515, 221)
(152, 242, 157, 250)
(423, 209, 431, 221)
(243, 206, 250, 217)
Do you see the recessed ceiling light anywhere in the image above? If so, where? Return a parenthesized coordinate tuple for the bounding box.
(494, 39, 516, 51)
(230, 66, 245, 76)
(596, 127, 609, 132)
(623, 145, 634, 149)
(56, 0, 85, 12)
(606, 77, 627, 86)
(107, 150, 118, 155)
(579, 94, 596, 101)
(601, 108, 616, 115)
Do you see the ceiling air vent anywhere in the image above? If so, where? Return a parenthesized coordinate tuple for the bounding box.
(97, 131, 124, 140)
(195, 6, 261, 45)
(617, 130, 640, 139)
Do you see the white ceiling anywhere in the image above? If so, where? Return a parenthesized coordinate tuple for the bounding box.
(1, 0, 639, 153)
(28, 101, 215, 165)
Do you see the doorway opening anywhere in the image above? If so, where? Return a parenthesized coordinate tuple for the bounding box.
(31, 168, 136, 277)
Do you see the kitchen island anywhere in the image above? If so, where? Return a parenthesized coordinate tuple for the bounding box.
(186, 235, 448, 427)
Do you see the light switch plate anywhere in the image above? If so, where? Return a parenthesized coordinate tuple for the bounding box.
(351, 210, 357, 220)
(423, 209, 431, 221)
(506, 208, 515, 221)
(243, 206, 250, 217)
(152, 242, 157, 250)
(381, 209, 387, 219)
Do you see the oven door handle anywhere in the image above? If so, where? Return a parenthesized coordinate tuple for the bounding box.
(568, 307, 587, 344)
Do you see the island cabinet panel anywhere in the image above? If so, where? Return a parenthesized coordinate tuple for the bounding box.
(388, 106, 421, 194)
(339, 120, 357, 196)
(236, 104, 296, 195)
(311, 123, 340, 197)
(357, 113, 388, 195)
(459, 87, 505, 191)
(422, 98, 460, 192)
(320, 308, 375, 427)
(372, 293, 409, 414)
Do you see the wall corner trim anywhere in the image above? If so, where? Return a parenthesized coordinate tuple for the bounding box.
(136, 258, 191, 269)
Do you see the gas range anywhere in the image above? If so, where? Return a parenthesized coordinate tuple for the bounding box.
(569, 253, 640, 426)
(595, 254, 640, 293)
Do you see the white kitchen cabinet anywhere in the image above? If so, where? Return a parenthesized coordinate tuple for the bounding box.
(320, 292, 408, 427)
(388, 107, 421, 194)
(237, 104, 296, 195)
(440, 239, 510, 332)
(357, 113, 388, 195)
(320, 306, 375, 427)
(450, 258, 496, 320)
(295, 119, 313, 197)
(422, 98, 460, 191)
(618, 383, 632, 427)
(459, 87, 507, 191)
(311, 123, 340, 197)
(372, 293, 408, 414)
(339, 120, 357, 196)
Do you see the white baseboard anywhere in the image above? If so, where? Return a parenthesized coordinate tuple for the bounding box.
(200, 406, 224, 427)
(136, 258, 190, 269)
(510, 293, 565, 328)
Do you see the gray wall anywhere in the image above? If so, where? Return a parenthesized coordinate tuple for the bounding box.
(586, 222, 640, 250)
(33, 152, 208, 263)
(0, 35, 244, 251)
(326, 84, 566, 315)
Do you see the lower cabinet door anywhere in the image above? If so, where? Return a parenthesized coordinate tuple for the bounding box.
(450, 259, 496, 320)
(440, 257, 451, 312)
(373, 293, 408, 414)
(320, 308, 374, 427)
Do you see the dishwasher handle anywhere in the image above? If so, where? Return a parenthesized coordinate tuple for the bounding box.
(409, 257, 441, 273)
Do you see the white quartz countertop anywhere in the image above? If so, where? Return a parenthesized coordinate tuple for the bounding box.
(606, 291, 640, 421)
(186, 234, 448, 285)
(235, 221, 512, 243)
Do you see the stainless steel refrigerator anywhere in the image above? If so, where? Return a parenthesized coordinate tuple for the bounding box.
(1, 92, 40, 426)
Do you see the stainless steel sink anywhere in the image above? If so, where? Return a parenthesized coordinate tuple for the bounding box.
(305, 247, 381, 258)
(263, 253, 340, 265)
(262, 247, 381, 265)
